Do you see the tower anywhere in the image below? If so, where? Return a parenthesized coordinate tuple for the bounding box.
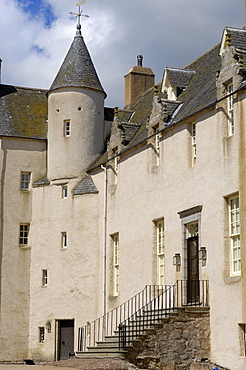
(47, 19, 106, 180)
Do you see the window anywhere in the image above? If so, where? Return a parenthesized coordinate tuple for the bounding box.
(191, 123, 196, 165)
(42, 269, 48, 286)
(20, 172, 31, 190)
(39, 327, 45, 343)
(64, 120, 71, 137)
(239, 324, 246, 356)
(229, 196, 240, 275)
(112, 234, 119, 295)
(19, 224, 29, 247)
(62, 185, 68, 199)
(156, 219, 164, 285)
(61, 232, 67, 249)
(112, 148, 118, 185)
(227, 83, 234, 136)
(154, 128, 161, 166)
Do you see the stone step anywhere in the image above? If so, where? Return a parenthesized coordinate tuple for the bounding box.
(75, 349, 126, 359)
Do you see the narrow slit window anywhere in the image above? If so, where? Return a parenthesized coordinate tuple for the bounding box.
(62, 185, 68, 199)
(42, 270, 48, 286)
(64, 120, 71, 137)
(39, 327, 45, 343)
(191, 123, 196, 165)
(62, 232, 67, 248)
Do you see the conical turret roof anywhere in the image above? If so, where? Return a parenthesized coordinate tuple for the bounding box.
(48, 26, 106, 96)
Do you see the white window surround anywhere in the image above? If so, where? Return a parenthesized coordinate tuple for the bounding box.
(20, 172, 31, 191)
(112, 234, 119, 295)
(229, 195, 240, 276)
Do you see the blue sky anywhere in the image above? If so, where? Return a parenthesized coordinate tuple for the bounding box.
(0, 0, 244, 107)
(16, 0, 56, 27)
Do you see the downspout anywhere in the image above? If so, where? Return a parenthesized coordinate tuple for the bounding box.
(101, 165, 107, 315)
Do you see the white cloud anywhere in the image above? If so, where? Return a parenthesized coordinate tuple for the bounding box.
(0, 0, 244, 107)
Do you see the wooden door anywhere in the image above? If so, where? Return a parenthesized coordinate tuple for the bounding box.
(187, 236, 199, 304)
(58, 320, 74, 360)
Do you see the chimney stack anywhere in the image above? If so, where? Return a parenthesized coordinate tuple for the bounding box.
(124, 56, 155, 109)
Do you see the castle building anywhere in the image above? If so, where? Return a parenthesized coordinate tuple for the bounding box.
(1, 16, 246, 370)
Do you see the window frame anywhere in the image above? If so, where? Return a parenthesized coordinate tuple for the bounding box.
(229, 195, 240, 276)
(112, 148, 119, 185)
(155, 219, 165, 286)
(227, 83, 234, 136)
(20, 172, 31, 191)
(39, 327, 45, 343)
(19, 223, 30, 247)
(42, 269, 48, 286)
(64, 120, 71, 137)
(62, 185, 68, 199)
(112, 233, 119, 295)
(61, 232, 67, 249)
(191, 122, 196, 165)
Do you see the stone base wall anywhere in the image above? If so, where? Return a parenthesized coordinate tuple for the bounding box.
(125, 310, 210, 370)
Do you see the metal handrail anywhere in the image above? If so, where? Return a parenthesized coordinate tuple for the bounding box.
(119, 280, 209, 349)
(78, 285, 167, 351)
(78, 280, 209, 352)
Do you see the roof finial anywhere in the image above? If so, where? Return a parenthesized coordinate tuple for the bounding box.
(69, 1, 89, 36)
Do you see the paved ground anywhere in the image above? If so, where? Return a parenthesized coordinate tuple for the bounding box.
(0, 358, 138, 370)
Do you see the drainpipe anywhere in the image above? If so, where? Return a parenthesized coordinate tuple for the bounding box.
(101, 165, 107, 316)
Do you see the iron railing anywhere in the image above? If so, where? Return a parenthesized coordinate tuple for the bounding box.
(78, 280, 209, 352)
(119, 280, 209, 349)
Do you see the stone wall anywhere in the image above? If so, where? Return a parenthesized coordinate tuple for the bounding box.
(125, 310, 210, 370)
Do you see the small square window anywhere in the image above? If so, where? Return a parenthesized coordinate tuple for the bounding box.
(64, 120, 71, 137)
(19, 224, 29, 247)
(39, 327, 45, 343)
(61, 232, 67, 249)
(20, 172, 31, 191)
(42, 270, 48, 286)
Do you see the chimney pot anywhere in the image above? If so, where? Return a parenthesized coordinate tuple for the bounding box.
(137, 55, 143, 67)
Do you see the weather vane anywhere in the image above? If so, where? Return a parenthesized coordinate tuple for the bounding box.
(69, 1, 89, 33)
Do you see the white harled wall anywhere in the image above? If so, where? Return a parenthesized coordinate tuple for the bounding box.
(0, 138, 46, 361)
(47, 87, 105, 180)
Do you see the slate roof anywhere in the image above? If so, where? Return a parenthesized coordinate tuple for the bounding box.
(165, 68, 195, 88)
(49, 33, 105, 96)
(73, 174, 98, 195)
(0, 85, 47, 139)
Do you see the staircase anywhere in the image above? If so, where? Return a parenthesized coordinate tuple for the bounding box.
(76, 281, 209, 359)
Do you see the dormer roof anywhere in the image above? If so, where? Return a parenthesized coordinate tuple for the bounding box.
(220, 27, 246, 56)
(161, 67, 195, 100)
(48, 32, 106, 96)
